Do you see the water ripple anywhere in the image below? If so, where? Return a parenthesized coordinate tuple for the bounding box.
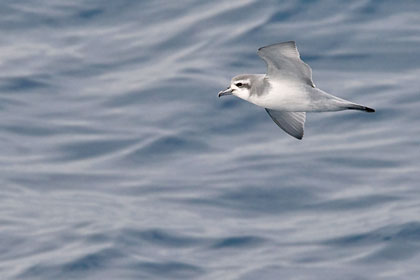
(2, 0, 420, 279)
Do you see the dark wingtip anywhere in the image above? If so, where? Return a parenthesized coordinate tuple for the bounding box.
(365, 107, 375, 113)
(258, 41, 296, 52)
(293, 132, 304, 140)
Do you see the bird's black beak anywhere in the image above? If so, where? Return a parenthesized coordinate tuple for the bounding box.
(218, 87, 233, 98)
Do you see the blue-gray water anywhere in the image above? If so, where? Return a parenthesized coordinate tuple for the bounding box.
(1, 1, 420, 279)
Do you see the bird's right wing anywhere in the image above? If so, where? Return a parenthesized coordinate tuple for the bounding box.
(257, 41, 315, 88)
(265, 109, 306, 140)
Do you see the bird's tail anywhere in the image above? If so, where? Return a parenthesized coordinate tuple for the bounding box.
(345, 103, 375, 113)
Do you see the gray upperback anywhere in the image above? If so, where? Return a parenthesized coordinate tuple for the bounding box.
(257, 41, 315, 88)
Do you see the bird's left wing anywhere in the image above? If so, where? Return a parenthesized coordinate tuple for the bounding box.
(265, 109, 306, 140)
(257, 41, 315, 88)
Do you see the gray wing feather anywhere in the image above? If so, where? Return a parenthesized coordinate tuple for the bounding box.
(257, 41, 315, 87)
(266, 109, 306, 140)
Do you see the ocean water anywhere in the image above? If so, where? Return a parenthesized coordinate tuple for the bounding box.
(1, 0, 420, 279)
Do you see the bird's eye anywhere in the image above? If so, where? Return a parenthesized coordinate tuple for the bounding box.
(235, 82, 243, 87)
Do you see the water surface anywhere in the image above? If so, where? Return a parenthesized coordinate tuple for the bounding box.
(1, 0, 420, 279)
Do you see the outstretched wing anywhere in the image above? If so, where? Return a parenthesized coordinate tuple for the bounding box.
(257, 41, 315, 87)
(265, 109, 306, 140)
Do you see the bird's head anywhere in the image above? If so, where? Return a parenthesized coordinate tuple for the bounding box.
(218, 75, 252, 100)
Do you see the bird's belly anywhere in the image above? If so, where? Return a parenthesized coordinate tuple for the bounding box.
(249, 83, 311, 111)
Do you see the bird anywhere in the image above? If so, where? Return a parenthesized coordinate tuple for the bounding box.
(218, 41, 375, 140)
